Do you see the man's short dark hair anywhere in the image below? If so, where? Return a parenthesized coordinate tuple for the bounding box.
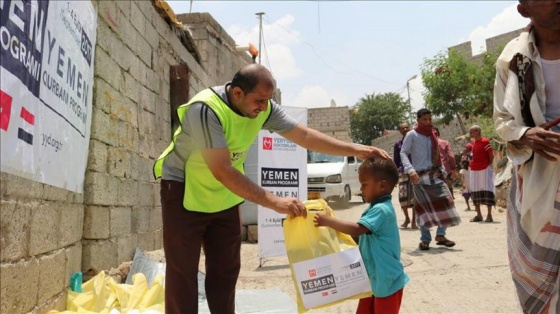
(230, 64, 274, 94)
(359, 157, 399, 188)
(417, 108, 432, 118)
(434, 127, 440, 136)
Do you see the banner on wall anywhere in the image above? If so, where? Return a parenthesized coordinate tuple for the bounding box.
(258, 106, 308, 258)
(0, 0, 97, 192)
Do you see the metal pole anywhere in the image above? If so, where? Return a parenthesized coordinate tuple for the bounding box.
(256, 12, 265, 64)
(406, 75, 417, 123)
(407, 81, 412, 123)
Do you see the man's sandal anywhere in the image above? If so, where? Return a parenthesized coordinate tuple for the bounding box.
(435, 238, 456, 247)
(485, 216, 493, 223)
(419, 242, 430, 251)
(470, 215, 483, 222)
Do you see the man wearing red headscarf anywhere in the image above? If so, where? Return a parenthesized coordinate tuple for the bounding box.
(400, 108, 461, 251)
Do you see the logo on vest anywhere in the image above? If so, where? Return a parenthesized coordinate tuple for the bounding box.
(231, 151, 246, 162)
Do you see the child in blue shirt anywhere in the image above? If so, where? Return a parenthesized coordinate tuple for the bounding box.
(314, 157, 409, 314)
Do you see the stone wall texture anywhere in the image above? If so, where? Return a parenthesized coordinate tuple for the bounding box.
(307, 107, 352, 143)
(0, 1, 252, 313)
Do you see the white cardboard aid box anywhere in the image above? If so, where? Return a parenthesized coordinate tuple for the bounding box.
(292, 247, 371, 309)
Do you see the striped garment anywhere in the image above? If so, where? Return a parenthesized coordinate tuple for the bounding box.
(470, 166, 496, 206)
(398, 173, 414, 208)
(412, 171, 461, 228)
(508, 172, 560, 313)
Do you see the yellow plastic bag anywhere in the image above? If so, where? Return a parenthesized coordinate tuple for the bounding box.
(48, 271, 165, 313)
(284, 199, 372, 313)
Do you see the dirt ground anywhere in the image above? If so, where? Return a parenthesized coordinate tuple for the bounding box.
(231, 188, 523, 314)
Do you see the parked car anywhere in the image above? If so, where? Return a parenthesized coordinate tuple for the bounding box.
(306, 151, 363, 208)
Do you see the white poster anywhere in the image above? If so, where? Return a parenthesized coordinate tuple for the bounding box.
(292, 247, 371, 309)
(258, 106, 307, 258)
(0, 0, 97, 192)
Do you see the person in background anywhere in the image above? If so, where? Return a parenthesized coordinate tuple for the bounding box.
(314, 157, 409, 314)
(393, 122, 416, 229)
(153, 64, 390, 313)
(434, 127, 457, 197)
(461, 142, 473, 164)
(400, 108, 461, 251)
(493, 0, 560, 312)
(459, 160, 472, 211)
(467, 125, 495, 222)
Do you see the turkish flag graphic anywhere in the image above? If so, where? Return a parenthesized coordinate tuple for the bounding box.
(0, 90, 13, 131)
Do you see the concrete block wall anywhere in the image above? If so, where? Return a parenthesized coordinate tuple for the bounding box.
(178, 13, 253, 87)
(449, 28, 523, 61)
(486, 28, 523, 54)
(307, 107, 353, 143)
(370, 131, 402, 157)
(448, 41, 472, 59)
(435, 117, 475, 155)
(0, 1, 252, 313)
(82, 0, 191, 280)
(1, 173, 83, 314)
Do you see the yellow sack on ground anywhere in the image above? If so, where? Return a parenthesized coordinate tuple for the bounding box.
(284, 199, 372, 313)
(48, 271, 164, 313)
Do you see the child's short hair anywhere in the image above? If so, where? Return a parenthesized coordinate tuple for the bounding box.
(359, 157, 399, 188)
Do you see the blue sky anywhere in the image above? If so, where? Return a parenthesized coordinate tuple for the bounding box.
(167, 1, 528, 111)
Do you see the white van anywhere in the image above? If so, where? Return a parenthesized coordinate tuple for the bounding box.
(306, 151, 363, 208)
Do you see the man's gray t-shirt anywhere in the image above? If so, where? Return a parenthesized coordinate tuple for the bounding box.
(161, 84, 298, 181)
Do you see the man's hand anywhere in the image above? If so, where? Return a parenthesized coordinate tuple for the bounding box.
(272, 197, 307, 218)
(515, 117, 560, 161)
(409, 171, 420, 185)
(356, 146, 391, 161)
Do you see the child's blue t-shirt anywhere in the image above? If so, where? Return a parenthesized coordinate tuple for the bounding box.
(358, 194, 409, 297)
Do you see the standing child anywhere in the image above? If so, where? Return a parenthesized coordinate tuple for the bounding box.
(459, 160, 472, 211)
(314, 157, 409, 314)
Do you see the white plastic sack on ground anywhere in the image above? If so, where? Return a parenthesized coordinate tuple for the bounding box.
(125, 248, 166, 287)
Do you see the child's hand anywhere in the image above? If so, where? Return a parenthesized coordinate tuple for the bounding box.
(313, 213, 329, 227)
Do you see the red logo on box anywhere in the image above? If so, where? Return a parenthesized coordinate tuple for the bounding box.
(308, 269, 316, 277)
(263, 137, 273, 150)
(322, 291, 329, 296)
